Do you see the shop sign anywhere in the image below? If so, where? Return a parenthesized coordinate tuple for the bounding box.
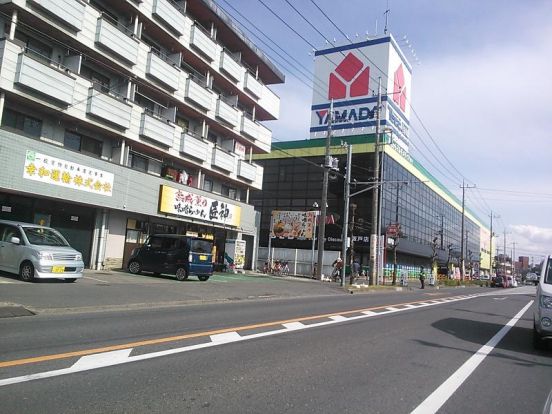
(270, 210, 316, 239)
(23, 150, 114, 196)
(159, 185, 241, 227)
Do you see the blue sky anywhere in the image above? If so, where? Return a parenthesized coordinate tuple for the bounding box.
(218, 0, 552, 261)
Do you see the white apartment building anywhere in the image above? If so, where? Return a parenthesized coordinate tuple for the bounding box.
(0, 0, 284, 269)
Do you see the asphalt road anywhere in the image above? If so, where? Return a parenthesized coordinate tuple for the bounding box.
(0, 275, 550, 413)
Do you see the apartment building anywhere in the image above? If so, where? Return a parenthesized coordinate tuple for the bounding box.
(0, 0, 284, 269)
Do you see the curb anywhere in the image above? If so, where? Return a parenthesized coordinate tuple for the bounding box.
(0, 303, 35, 318)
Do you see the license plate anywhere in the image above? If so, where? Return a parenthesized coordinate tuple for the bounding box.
(199, 255, 207, 261)
(52, 265, 65, 273)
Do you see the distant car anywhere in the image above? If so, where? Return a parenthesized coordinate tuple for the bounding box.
(0, 219, 84, 282)
(480, 274, 490, 281)
(507, 276, 518, 288)
(526, 272, 539, 286)
(492, 275, 505, 288)
(533, 255, 552, 349)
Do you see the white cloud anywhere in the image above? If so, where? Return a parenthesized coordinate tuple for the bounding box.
(508, 224, 552, 259)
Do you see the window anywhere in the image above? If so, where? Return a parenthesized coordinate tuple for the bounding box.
(203, 178, 213, 192)
(130, 152, 148, 172)
(80, 65, 110, 93)
(134, 92, 156, 116)
(14, 31, 52, 64)
(64, 131, 103, 157)
(222, 185, 237, 200)
(2, 109, 42, 137)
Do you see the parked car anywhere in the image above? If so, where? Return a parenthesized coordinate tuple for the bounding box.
(127, 234, 213, 281)
(492, 275, 506, 288)
(0, 219, 84, 282)
(533, 255, 552, 349)
(507, 276, 518, 287)
(526, 272, 539, 286)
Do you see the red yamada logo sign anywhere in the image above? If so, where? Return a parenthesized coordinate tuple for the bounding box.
(328, 52, 370, 100)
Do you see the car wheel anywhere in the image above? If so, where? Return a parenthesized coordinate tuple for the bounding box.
(64, 278, 77, 283)
(19, 261, 35, 282)
(533, 324, 545, 350)
(128, 260, 142, 274)
(175, 267, 188, 281)
(198, 275, 210, 282)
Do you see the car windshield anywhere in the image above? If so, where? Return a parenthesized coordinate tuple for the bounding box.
(23, 227, 69, 247)
(546, 260, 552, 285)
(191, 239, 212, 254)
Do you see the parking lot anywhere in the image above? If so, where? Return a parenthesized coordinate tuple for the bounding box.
(0, 269, 341, 315)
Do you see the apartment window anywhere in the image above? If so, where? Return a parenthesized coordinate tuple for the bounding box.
(222, 185, 237, 200)
(80, 65, 110, 93)
(2, 109, 42, 137)
(203, 178, 213, 192)
(134, 92, 156, 116)
(64, 131, 103, 157)
(129, 153, 148, 173)
(14, 31, 52, 63)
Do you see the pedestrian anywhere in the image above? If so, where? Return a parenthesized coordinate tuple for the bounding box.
(352, 257, 361, 282)
(419, 266, 426, 289)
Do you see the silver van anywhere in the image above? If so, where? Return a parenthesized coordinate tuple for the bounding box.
(534, 255, 552, 349)
(0, 220, 84, 282)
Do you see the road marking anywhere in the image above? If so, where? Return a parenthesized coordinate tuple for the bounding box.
(0, 293, 489, 387)
(0, 294, 468, 371)
(83, 276, 109, 283)
(71, 349, 132, 370)
(411, 300, 534, 414)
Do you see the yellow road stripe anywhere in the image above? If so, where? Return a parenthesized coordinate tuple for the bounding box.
(0, 295, 446, 369)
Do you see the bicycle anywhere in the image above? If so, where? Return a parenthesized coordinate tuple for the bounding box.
(280, 261, 290, 276)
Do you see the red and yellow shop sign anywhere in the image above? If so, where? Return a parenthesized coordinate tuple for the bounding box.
(159, 185, 241, 227)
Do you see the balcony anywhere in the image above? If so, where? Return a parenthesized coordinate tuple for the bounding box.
(212, 148, 235, 173)
(180, 132, 209, 162)
(184, 78, 213, 110)
(240, 115, 258, 140)
(146, 51, 180, 91)
(219, 51, 242, 82)
(237, 160, 257, 182)
(95, 16, 139, 65)
(257, 123, 272, 152)
(15, 53, 75, 105)
(215, 98, 239, 127)
(31, 0, 86, 31)
(190, 24, 217, 62)
(244, 72, 263, 98)
(152, 0, 187, 35)
(140, 112, 175, 147)
(86, 89, 132, 129)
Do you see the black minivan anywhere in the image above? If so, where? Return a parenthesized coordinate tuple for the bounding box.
(127, 234, 213, 281)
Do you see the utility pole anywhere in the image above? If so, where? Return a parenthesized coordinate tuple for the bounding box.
(460, 180, 475, 281)
(316, 99, 333, 279)
(369, 77, 382, 286)
(512, 241, 517, 278)
(503, 229, 507, 278)
(438, 214, 444, 250)
(489, 211, 497, 276)
(340, 143, 352, 288)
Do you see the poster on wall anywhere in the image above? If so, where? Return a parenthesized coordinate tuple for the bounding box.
(234, 141, 246, 159)
(270, 210, 316, 240)
(159, 185, 241, 227)
(23, 150, 114, 196)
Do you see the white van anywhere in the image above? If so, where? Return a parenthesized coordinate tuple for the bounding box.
(533, 255, 552, 348)
(0, 220, 84, 282)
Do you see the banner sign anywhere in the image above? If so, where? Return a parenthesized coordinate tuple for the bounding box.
(23, 150, 114, 196)
(159, 185, 241, 227)
(270, 210, 316, 240)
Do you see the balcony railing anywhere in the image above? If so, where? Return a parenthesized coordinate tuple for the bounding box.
(184, 77, 213, 110)
(140, 112, 175, 147)
(180, 131, 209, 162)
(32, 0, 86, 31)
(244, 71, 263, 98)
(215, 98, 239, 127)
(219, 50, 242, 82)
(95, 16, 139, 65)
(152, 0, 187, 35)
(15, 53, 75, 105)
(237, 160, 257, 182)
(240, 115, 258, 139)
(212, 147, 235, 173)
(146, 51, 180, 91)
(86, 88, 132, 129)
(190, 24, 217, 62)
